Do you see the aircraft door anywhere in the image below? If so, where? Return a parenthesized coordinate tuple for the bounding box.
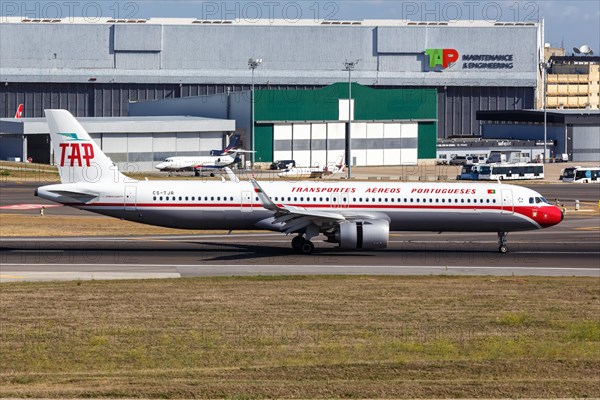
(241, 191, 253, 212)
(501, 189, 514, 214)
(331, 194, 350, 208)
(125, 186, 137, 211)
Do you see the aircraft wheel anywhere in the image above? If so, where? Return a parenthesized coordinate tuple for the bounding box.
(498, 245, 508, 254)
(299, 240, 315, 255)
(291, 236, 304, 250)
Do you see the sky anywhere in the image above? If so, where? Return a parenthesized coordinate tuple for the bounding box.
(1, 1, 598, 52)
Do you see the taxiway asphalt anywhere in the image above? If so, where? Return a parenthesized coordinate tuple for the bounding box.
(2, 216, 598, 281)
(1, 181, 598, 281)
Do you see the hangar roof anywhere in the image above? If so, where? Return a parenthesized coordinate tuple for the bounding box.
(0, 115, 235, 135)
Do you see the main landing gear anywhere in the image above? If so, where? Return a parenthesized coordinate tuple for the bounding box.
(497, 231, 509, 253)
(291, 235, 315, 255)
(291, 225, 319, 255)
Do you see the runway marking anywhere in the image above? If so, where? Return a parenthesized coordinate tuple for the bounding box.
(0, 204, 62, 210)
(11, 250, 64, 253)
(575, 226, 600, 231)
(1, 263, 597, 271)
(0, 274, 25, 279)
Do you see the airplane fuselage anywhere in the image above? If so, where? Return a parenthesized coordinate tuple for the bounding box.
(36, 180, 563, 233)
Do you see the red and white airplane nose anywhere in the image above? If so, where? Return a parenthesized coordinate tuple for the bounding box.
(532, 205, 564, 228)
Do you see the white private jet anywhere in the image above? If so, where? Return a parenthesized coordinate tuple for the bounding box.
(155, 134, 251, 176)
(277, 155, 345, 179)
(36, 110, 563, 254)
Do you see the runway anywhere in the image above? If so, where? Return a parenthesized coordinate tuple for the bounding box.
(1, 181, 598, 281)
(2, 216, 598, 281)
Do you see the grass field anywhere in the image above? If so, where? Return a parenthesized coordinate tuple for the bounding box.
(1, 276, 599, 398)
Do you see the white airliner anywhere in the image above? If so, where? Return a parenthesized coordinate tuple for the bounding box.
(36, 110, 563, 254)
(277, 155, 345, 179)
(155, 134, 250, 176)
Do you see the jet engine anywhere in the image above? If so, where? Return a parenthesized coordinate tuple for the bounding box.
(329, 220, 389, 249)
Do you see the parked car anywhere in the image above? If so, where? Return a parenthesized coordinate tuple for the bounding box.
(270, 160, 296, 170)
(449, 156, 467, 165)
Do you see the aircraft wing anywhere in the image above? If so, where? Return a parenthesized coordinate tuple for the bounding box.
(250, 179, 346, 233)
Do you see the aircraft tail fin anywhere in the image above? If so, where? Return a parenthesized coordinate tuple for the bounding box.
(331, 154, 345, 174)
(15, 104, 23, 118)
(45, 110, 127, 184)
(222, 134, 241, 154)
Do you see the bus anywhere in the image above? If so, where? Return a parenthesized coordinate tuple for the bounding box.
(562, 167, 600, 183)
(476, 163, 544, 181)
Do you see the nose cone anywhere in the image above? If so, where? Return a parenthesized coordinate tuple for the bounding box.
(535, 205, 564, 228)
(155, 162, 167, 170)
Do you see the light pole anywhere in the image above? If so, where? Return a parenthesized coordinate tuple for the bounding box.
(343, 59, 359, 179)
(248, 58, 262, 168)
(539, 61, 551, 164)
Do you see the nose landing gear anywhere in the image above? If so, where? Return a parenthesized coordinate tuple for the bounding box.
(498, 232, 509, 253)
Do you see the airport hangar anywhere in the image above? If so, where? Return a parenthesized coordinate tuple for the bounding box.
(0, 17, 541, 168)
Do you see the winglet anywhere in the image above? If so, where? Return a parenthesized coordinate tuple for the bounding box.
(250, 179, 279, 211)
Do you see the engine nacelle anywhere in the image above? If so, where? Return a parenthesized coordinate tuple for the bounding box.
(333, 219, 389, 249)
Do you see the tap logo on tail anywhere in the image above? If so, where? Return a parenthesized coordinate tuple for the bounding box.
(57, 132, 94, 166)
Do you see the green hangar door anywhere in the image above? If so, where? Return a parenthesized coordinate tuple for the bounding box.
(272, 122, 418, 167)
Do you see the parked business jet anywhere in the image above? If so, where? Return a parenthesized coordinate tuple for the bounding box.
(155, 134, 249, 176)
(36, 110, 563, 254)
(15, 103, 23, 118)
(278, 155, 345, 179)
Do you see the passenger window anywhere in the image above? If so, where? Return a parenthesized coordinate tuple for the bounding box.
(153, 196, 156, 201)
(159, 196, 162, 201)
(211, 197, 214, 201)
(179, 196, 182, 201)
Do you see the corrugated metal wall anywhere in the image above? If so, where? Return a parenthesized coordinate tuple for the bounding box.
(572, 125, 600, 162)
(437, 86, 535, 138)
(0, 83, 322, 118)
(1, 83, 534, 139)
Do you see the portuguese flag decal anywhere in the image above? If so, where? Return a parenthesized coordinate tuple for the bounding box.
(487, 189, 496, 194)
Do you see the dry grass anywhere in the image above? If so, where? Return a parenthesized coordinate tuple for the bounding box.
(0, 213, 230, 237)
(1, 276, 599, 398)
